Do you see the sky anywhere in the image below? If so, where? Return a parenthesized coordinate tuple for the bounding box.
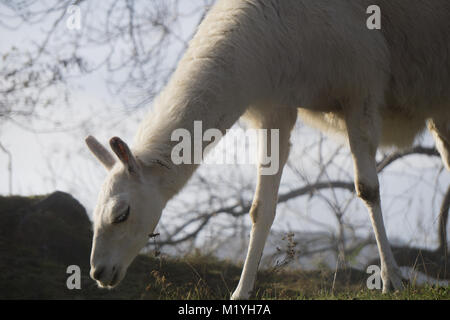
(0, 1, 448, 253)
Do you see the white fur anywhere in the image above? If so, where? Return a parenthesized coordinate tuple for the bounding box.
(87, 0, 450, 298)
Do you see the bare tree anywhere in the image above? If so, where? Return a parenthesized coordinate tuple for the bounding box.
(0, 0, 213, 129)
(1, 0, 447, 275)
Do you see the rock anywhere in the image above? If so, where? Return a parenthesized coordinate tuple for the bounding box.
(0, 191, 92, 267)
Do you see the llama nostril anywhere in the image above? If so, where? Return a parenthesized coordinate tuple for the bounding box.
(93, 266, 105, 280)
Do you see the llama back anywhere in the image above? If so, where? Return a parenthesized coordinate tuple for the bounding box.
(298, 0, 450, 149)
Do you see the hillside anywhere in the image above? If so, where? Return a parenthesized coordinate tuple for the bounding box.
(0, 192, 448, 300)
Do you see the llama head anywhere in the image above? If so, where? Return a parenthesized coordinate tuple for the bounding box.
(85, 135, 165, 288)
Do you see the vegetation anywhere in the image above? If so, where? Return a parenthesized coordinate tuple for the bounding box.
(0, 192, 448, 300)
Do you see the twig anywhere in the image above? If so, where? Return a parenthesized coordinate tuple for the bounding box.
(0, 141, 12, 195)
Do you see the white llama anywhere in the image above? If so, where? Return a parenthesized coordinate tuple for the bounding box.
(86, 0, 450, 299)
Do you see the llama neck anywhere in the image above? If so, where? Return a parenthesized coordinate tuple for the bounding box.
(132, 51, 249, 200)
(131, 1, 272, 200)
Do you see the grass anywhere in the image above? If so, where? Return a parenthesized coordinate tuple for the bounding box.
(1, 238, 449, 300)
(0, 193, 448, 300)
(135, 253, 450, 300)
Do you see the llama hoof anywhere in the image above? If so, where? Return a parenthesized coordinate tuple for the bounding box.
(382, 267, 403, 293)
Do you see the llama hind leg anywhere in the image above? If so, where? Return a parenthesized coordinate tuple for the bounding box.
(231, 108, 296, 300)
(428, 119, 450, 170)
(344, 98, 403, 293)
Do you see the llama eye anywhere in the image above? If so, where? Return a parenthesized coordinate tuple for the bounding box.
(113, 206, 130, 224)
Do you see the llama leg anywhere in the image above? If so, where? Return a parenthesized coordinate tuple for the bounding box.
(428, 119, 450, 170)
(231, 109, 296, 300)
(344, 99, 403, 293)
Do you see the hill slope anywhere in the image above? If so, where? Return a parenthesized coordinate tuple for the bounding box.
(0, 192, 448, 300)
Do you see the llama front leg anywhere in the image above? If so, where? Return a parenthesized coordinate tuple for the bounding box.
(231, 110, 296, 300)
(345, 100, 403, 293)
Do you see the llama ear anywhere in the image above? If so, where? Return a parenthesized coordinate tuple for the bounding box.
(85, 135, 116, 170)
(109, 136, 142, 175)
